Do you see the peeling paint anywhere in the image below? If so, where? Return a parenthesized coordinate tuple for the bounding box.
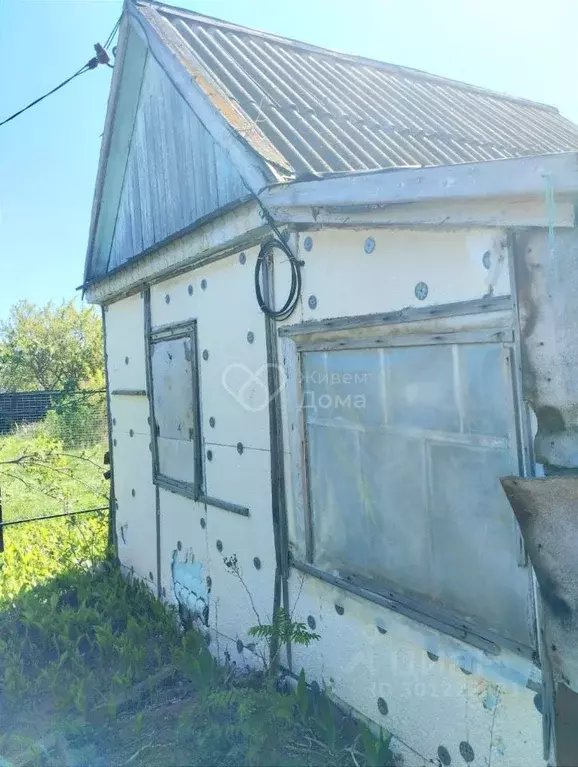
(172, 548, 209, 625)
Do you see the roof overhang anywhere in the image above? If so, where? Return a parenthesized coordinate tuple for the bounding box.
(260, 152, 578, 215)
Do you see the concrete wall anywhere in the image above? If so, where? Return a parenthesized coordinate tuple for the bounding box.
(104, 223, 544, 766)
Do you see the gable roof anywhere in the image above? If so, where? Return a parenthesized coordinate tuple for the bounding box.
(134, 0, 578, 177)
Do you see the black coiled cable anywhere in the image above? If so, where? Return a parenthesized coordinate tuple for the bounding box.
(254, 236, 302, 321)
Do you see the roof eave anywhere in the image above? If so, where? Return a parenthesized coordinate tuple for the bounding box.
(260, 153, 578, 212)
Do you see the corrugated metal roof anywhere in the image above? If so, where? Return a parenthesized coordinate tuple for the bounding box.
(136, 0, 578, 177)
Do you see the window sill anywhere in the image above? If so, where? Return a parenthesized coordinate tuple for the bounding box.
(291, 559, 535, 661)
(154, 477, 249, 517)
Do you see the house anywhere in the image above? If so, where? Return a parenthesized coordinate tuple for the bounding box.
(82, 1, 578, 763)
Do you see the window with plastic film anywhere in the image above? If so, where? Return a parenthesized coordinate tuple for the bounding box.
(150, 323, 201, 498)
(300, 342, 532, 650)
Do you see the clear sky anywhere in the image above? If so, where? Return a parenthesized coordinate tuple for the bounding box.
(1, 0, 577, 319)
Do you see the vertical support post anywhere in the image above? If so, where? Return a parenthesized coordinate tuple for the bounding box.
(0, 487, 4, 554)
(143, 288, 162, 600)
(263, 234, 293, 671)
(101, 305, 117, 553)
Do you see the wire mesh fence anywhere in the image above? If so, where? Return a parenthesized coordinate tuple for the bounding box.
(0, 390, 110, 543)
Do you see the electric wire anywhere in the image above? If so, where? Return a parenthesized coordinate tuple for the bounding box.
(104, 15, 121, 50)
(0, 12, 121, 129)
(0, 63, 94, 128)
(250, 190, 303, 321)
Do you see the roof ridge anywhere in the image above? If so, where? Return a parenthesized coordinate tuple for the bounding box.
(136, 0, 560, 114)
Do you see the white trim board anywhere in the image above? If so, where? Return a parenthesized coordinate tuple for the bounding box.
(261, 153, 578, 210)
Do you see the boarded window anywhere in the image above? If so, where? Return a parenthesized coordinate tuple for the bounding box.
(301, 342, 531, 648)
(150, 325, 200, 496)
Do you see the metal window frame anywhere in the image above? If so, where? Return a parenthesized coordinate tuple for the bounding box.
(283, 295, 536, 658)
(146, 310, 203, 501)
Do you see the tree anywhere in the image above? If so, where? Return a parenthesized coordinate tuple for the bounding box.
(0, 299, 104, 392)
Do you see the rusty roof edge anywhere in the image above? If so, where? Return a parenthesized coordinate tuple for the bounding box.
(136, 0, 562, 115)
(260, 152, 578, 210)
(133, 2, 293, 182)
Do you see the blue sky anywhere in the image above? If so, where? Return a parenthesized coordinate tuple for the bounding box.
(1, 0, 576, 318)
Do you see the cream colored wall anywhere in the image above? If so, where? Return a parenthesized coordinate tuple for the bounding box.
(277, 227, 543, 767)
(104, 223, 544, 766)
(105, 292, 157, 588)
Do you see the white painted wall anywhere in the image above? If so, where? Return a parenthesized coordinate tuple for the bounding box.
(105, 293, 157, 588)
(104, 221, 544, 766)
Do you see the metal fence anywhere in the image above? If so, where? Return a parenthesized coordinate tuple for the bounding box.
(0, 390, 110, 550)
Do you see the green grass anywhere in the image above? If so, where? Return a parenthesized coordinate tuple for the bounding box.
(0, 422, 108, 523)
(0, 415, 393, 767)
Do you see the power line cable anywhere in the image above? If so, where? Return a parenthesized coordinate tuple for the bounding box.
(0, 42, 113, 129)
(104, 15, 121, 50)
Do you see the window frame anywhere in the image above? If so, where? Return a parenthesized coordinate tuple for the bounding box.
(280, 297, 536, 658)
(147, 318, 203, 501)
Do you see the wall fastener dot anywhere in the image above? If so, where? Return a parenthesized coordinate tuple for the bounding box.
(149, 571, 154, 581)
(482, 250, 492, 270)
(427, 651, 439, 662)
(188, 284, 193, 295)
(216, 540, 223, 552)
(200, 517, 206, 529)
(202, 349, 209, 361)
(377, 697, 388, 716)
(112, 418, 116, 426)
(239, 252, 246, 265)
(176, 540, 182, 552)
(236, 639, 244, 653)
(246, 331, 254, 344)
(304, 235, 313, 251)
(335, 604, 344, 615)
(165, 294, 170, 304)
(129, 429, 134, 438)
(415, 281, 428, 300)
(201, 279, 207, 290)
(207, 450, 213, 461)
(459, 742, 474, 763)
(253, 557, 261, 570)
(125, 356, 129, 365)
(209, 417, 215, 428)
(364, 236, 376, 254)
(308, 295, 318, 310)
(307, 615, 316, 630)
(131, 489, 136, 497)
(113, 438, 117, 447)
(437, 745, 451, 766)
(237, 442, 244, 455)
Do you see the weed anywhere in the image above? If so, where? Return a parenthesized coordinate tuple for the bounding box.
(0, 518, 394, 766)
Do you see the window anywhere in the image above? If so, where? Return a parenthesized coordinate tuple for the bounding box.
(287, 310, 533, 653)
(149, 321, 201, 498)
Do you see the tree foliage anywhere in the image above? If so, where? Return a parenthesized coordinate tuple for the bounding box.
(0, 299, 104, 392)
